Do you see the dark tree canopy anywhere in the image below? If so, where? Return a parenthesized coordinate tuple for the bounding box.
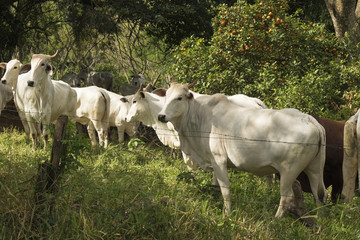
(0, 0, 239, 62)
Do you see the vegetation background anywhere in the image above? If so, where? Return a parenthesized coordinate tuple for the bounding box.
(1, 0, 360, 239)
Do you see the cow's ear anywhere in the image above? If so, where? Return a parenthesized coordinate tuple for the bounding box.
(120, 97, 128, 103)
(0, 62, 6, 69)
(46, 64, 53, 75)
(186, 92, 193, 100)
(140, 91, 145, 98)
(152, 88, 166, 97)
(19, 63, 31, 74)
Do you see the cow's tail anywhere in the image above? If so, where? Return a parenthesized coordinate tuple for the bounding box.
(308, 115, 327, 204)
(99, 90, 110, 123)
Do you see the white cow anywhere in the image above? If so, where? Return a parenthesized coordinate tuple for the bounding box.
(126, 84, 268, 173)
(73, 86, 110, 148)
(103, 90, 136, 144)
(125, 85, 197, 170)
(19, 50, 79, 147)
(157, 82, 327, 218)
(341, 110, 360, 202)
(0, 63, 16, 115)
(20, 50, 59, 147)
(1, 59, 31, 137)
(1, 55, 78, 147)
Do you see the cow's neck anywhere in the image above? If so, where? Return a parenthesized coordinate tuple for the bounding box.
(144, 92, 165, 128)
(171, 98, 195, 132)
(9, 74, 19, 91)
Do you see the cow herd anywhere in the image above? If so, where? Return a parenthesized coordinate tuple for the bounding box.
(0, 50, 360, 221)
(0, 50, 137, 148)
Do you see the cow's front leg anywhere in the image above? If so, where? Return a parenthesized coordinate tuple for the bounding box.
(276, 174, 297, 218)
(18, 109, 30, 140)
(117, 126, 125, 144)
(212, 159, 231, 215)
(25, 114, 39, 148)
(41, 123, 50, 149)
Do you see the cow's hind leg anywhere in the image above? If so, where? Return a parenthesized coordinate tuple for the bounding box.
(93, 121, 108, 148)
(18, 110, 30, 140)
(87, 122, 98, 147)
(304, 160, 327, 206)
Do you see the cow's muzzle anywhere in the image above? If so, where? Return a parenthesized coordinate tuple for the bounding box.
(158, 114, 166, 123)
(27, 81, 34, 87)
(1, 79, 6, 84)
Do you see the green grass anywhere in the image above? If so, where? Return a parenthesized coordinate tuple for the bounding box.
(1, 127, 360, 239)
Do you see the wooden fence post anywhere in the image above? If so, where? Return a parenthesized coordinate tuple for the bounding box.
(33, 115, 68, 228)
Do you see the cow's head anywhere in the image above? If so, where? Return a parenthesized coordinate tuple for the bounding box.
(77, 69, 91, 85)
(0, 59, 22, 87)
(130, 73, 146, 87)
(27, 49, 58, 87)
(125, 84, 149, 123)
(158, 80, 196, 123)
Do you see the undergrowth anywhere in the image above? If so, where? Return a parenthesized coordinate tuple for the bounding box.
(0, 127, 359, 239)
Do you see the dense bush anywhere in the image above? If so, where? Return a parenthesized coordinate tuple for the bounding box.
(169, 0, 360, 119)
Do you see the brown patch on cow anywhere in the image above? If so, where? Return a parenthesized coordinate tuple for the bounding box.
(152, 88, 166, 97)
(19, 63, 31, 75)
(298, 116, 346, 203)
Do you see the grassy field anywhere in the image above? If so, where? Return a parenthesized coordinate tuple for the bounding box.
(1, 126, 360, 239)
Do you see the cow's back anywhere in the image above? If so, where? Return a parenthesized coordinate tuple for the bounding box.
(178, 96, 322, 175)
(74, 86, 109, 122)
(51, 80, 77, 122)
(89, 72, 113, 91)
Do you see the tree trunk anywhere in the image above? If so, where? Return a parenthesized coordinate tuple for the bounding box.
(324, 0, 360, 43)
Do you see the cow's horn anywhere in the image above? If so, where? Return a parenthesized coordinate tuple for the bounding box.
(138, 83, 144, 92)
(50, 50, 59, 59)
(187, 80, 197, 89)
(144, 83, 152, 91)
(30, 48, 34, 57)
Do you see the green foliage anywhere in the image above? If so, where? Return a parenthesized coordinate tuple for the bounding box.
(169, 0, 360, 118)
(127, 138, 145, 151)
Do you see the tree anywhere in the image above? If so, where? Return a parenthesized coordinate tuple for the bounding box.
(324, 0, 360, 44)
(0, 0, 232, 83)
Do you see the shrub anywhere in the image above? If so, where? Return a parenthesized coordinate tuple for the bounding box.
(169, 0, 360, 118)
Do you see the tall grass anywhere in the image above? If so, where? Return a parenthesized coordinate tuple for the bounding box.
(0, 127, 360, 239)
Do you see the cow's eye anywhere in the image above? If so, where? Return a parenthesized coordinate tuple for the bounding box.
(177, 97, 182, 101)
(133, 100, 136, 104)
(14, 66, 17, 69)
(41, 63, 45, 66)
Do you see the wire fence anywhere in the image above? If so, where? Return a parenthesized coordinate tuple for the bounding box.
(0, 106, 351, 220)
(0, 106, 348, 150)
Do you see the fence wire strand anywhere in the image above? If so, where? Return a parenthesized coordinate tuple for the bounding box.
(0, 107, 350, 150)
